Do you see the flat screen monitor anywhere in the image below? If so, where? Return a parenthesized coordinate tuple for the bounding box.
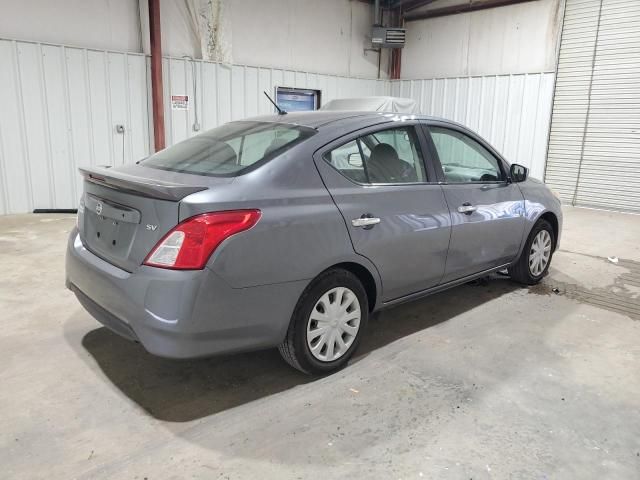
(275, 87, 321, 112)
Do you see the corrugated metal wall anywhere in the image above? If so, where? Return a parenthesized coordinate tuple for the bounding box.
(0, 41, 390, 214)
(162, 57, 390, 145)
(0, 39, 150, 215)
(0, 39, 556, 215)
(390, 73, 556, 180)
(546, 0, 640, 212)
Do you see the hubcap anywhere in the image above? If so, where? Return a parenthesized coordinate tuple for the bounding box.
(306, 287, 361, 362)
(529, 229, 552, 277)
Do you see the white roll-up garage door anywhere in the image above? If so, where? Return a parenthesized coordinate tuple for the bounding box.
(546, 0, 640, 212)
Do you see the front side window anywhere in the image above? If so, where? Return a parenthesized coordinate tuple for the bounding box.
(142, 121, 315, 177)
(323, 126, 427, 184)
(429, 127, 503, 183)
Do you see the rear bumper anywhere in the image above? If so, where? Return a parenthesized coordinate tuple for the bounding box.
(65, 228, 307, 359)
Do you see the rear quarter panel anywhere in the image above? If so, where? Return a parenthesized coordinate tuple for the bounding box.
(179, 141, 382, 293)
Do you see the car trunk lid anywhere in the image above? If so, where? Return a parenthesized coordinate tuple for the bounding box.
(78, 165, 232, 272)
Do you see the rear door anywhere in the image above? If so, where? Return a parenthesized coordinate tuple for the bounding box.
(314, 122, 452, 301)
(423, 122, 525, 283)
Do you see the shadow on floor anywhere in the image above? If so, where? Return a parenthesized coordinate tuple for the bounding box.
(81, 274, 521, 422)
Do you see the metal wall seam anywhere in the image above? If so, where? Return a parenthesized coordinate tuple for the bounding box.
(513, 74, 527, 164)
(103, 51, 115, 167)
(183, 57, 190, 137)
(144, 54, 153, 156)
(37, 42, 56, 208)
(85, 49, 96, 168)
(572, 0, 604, 206)
(61, 45, 78, 200)
(165, 57, 173, 146)
(501, 75, 512, 154)
(12, 40, 34, 212)
(529, 74, 543, 169)
(123, 53, 134, 165)
(0, 117, 8, 214)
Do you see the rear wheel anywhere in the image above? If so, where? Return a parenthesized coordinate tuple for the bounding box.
(278, 268, 368, 375)
(509, 219, 555, 285)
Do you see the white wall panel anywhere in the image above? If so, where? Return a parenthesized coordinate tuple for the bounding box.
(0, 41, 553, 215)
(403, 0, 562, 78)
(547, 0, 640, 212)
(0, 39, 150, 214)
(0, 40, 31, 214)
(163, 57, 391, 145)
(227, 0, 388, 78)
(392, 73, 555, 180)
(0, 0, 141, 54)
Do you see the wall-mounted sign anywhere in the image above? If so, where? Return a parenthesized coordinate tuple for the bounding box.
(171, 95, 189, 110)
(275, 87, 321, 112)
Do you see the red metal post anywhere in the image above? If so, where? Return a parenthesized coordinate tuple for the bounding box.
(149, 0, 165, 151)
(390, 7, 403, 79)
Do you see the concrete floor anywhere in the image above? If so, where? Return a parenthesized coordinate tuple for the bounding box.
(1, 206, 639, 479)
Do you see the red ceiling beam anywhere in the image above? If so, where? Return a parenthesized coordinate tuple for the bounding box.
(391, 0, 437, 11)
(149, 0, 165, 151)
(404, 0, 538, 21)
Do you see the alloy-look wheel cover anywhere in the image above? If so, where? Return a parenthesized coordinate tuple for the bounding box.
(529, 229, 552, 277)
(306, 287, 361, 362)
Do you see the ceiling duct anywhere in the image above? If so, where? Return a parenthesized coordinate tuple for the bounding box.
(371, 0, 406, 49)
(371, 26, 406, 48)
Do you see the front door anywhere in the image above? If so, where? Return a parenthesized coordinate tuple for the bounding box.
(424, 124, 526, 283)
(314, 123, 452, 301)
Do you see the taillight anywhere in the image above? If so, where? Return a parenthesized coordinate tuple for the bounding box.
(143, 210, 261, 270)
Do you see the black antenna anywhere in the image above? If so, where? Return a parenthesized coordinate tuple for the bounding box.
(263, 91, 287, 115)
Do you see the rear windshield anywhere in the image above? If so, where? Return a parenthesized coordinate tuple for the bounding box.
(142, 121, 316, 177)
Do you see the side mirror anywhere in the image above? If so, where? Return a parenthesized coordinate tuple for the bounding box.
(510, 163, 528, 183)
(347, 152, 363, 167)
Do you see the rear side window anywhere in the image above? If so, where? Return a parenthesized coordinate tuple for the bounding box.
(142, 121, 315, 177)
(323, 126, 427, 184)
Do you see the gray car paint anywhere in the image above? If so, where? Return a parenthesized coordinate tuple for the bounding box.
(66, 111, 562, 359)
(312, 120, 452, 300)
(421, 121, 527, 283)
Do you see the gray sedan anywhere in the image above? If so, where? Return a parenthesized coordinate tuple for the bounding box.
(66, 111, 562, 374)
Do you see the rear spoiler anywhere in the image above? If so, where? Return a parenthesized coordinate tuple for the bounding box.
(79, 166, 208, 201)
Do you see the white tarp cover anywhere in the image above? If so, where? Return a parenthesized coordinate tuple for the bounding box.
(321, 96, 419, 113)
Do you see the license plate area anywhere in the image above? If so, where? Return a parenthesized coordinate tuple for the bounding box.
(85, 194, 140, 224)
(84, 194, 141, 260)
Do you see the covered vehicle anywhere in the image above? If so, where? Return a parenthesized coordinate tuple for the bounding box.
(321, 96, 419, 114)
(66, 111, 562, 374)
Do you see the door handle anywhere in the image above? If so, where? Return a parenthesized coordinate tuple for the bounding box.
(352, 215, 381, 229)
(457, 203, 477, 215)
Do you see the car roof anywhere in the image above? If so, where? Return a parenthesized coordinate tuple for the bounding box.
(245, 110, 464, 130)
(246, 111, 381, 128)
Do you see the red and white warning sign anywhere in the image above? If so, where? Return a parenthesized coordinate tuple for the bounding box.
(171, 95, 189, 110)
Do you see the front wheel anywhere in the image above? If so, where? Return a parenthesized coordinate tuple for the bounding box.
(509, 219, 555, 285)
(278, 268, 368, 375)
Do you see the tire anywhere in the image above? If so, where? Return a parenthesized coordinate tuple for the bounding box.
(508, 218, 555, 285)
(278, 268, 369, 375)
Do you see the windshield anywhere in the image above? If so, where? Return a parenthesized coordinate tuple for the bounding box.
(142, 121, 316, 177)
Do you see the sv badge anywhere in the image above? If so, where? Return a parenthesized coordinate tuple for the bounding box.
(146, 224, 158, 231)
